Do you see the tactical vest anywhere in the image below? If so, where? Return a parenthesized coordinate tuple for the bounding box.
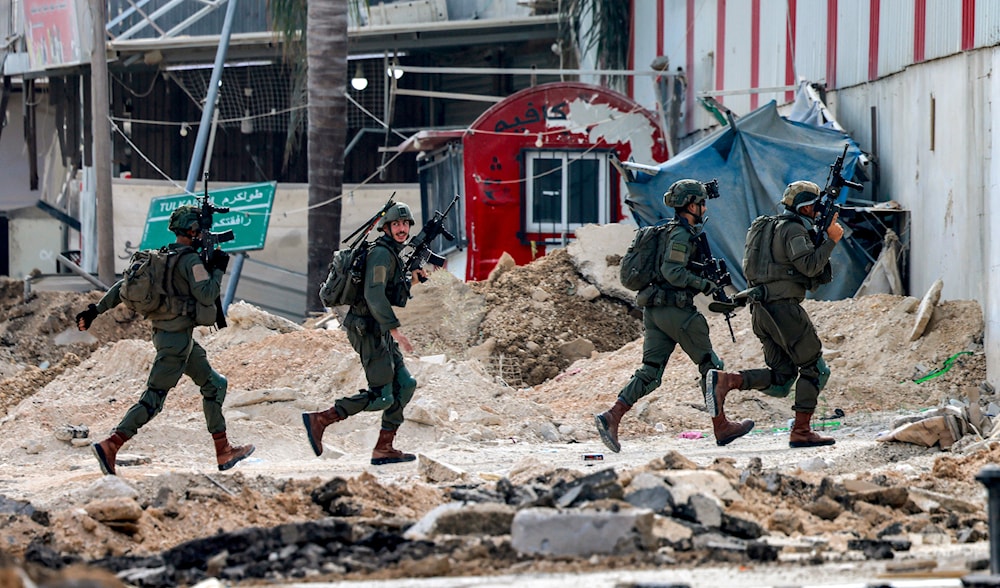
(742, 215, 796, 286)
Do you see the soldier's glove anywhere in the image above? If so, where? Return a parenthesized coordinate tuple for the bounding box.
(76, 304, 98, 331)
(698, 278, 718, 296)
(207, 249, 230, 273)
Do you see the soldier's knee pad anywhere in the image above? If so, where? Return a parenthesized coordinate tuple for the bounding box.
(202, 371, 228, 404)
(814, 357, 830, 391)
(798, 359, 827, 390)
(395, 368, 417, 406)
(363, 385, 394, 412)
(139, 388, 167, 418)
(763, 374, 795, 398)
(636, 362, 662, 394)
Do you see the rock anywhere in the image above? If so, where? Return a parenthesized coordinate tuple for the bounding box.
(624, 473, 674, 514)
(577, 283, 601, 301)
(487, 252, 517, 282)
(662, 470, 742, 504)
(721, 513, 765, 539)
(652, 514, 693, 547)
(557, 338, 595, 362)
(431, 502, 516, 537)
(227, 388, 300, 407)
(805, 495, 843, 521)
(767, 509, 803, 535)
(418, 455, 466, 484)
(85, 497, 143, 523)
(82, 476, 139, 502)
(676, 493, 722, 528)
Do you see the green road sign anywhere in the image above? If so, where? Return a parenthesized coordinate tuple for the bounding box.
(139, 182, 276, 252)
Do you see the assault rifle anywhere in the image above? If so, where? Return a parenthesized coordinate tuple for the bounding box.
(689, 179, 739, 342)
(403, 194, 460, 282)
(196, 172, 235, 328)
(689, 234, 740, 342)
(812, 144, 864, 246)
(344, 193, 397, 249)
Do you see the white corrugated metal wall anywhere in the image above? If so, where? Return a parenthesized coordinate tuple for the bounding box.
(629, 0, 998, 384)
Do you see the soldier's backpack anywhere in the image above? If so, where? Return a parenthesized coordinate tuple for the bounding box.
(319, 242, 374, 307)
(742, 215, 786, 285)
(619, 224, 669, 291)
(119, 248, 183, 316)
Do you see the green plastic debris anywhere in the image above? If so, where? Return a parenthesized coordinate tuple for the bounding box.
(912, 351, 973, 384)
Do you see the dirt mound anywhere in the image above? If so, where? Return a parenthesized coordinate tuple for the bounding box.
(469, 248, 642, 385)
(0, 278, 151, 415)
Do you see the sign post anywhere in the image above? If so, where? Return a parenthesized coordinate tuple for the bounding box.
(139, 182, 276, 251)
(139, 182, 276, 312)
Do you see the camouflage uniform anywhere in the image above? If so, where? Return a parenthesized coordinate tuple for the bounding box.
(595, 178, 753, 452)
(329, 233, 417, 428)
(95, 244, 229, 436)
(79, 204, 254, 475)
(302, 202, 420, 465)
(705, 180, 839, 448)
(619, 216, 720, 407)
(739, 212, 835, 413)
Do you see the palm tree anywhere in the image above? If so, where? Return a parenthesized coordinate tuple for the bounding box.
(560, 0, 630, 92)
(269, 0, 348, 314)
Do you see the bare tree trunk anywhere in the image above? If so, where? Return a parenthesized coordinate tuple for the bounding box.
(305, 0, 348, 314)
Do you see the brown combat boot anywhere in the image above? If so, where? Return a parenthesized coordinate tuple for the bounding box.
(789, 411, 835, 448)
(301, 407, 345, 456)
(704, 370, 743, 418)
(711, 411, 754, 446)
(594, 399, 631, 453)
(370, 429, 415, 465)
(213, 431, 256, 471)
(92, 431, 130, 476)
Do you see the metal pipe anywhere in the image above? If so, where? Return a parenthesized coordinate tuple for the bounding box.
(222, 252, 245, 312)
(57, 254, 110, 290)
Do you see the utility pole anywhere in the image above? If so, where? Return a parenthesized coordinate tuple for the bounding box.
(91, 0, 115, 285)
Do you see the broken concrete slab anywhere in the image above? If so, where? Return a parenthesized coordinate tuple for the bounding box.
(565, 223, 637, 304)
(511, 507, 655, 556)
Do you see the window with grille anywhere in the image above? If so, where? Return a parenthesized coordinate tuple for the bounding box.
(524, 150, 609, 235)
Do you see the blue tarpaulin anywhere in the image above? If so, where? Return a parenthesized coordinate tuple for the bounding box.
(623, 100, 868, 300)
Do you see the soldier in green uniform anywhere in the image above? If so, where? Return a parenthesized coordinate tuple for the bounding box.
(705, 180, 843, 448)
(594, 179, 754, 453)
(75, 205, 255, 475)
(302, 203, 425, 465)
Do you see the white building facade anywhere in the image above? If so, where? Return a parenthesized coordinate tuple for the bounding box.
(629, 0, 999, 383)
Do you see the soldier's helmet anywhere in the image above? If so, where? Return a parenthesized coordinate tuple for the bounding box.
(663, 179, 708, 208)
(377, 203, 415, 230)
(781, 180, 822, 210)
(168, 205, 201, 235)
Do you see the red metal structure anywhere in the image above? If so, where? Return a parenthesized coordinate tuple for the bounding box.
(462, 82, 668, 281)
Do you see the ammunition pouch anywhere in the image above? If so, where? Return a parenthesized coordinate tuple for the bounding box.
(386, 278, 411, 307)
(638, 285, 693, 309)
(190, 299, 217, 327)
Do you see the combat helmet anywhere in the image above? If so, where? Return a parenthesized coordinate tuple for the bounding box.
(168, 205, 201, 235)
(377, 203, 415, 230)
(781, 181, 822, 210)
(664, 179, 708, 208)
